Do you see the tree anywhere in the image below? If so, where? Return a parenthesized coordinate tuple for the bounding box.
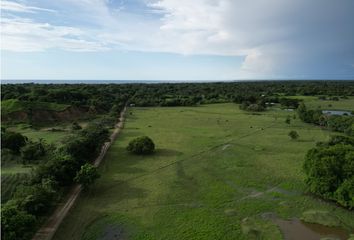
(33, 152, 79, 186)
(1, 131, 27, 153)
(285, 116, 291, 124)
(74, 163, 100, 189)
(1, 202, 36, 240)
(127, 136, 155, 155)
(303, 142, 354, 209)
(14, 180, 57, 215)
(288, 130, 299, 140)
(20, 140, 46, 164)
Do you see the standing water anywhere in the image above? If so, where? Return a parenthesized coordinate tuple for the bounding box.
(322, 110, 353, 116)
(275, 218, 349, 240)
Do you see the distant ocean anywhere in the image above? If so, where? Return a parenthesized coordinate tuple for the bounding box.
(1, 79, 353, 84)
(1, 80, 175, 84)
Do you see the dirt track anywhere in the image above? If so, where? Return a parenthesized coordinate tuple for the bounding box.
(32, 107, 127, 240)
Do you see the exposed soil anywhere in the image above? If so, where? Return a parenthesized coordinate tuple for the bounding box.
(2, 106, 90, 123)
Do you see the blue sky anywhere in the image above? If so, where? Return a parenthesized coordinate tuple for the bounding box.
(1, 0, 354, 81)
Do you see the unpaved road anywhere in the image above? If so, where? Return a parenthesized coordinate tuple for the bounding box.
(32, 107, 127, 240)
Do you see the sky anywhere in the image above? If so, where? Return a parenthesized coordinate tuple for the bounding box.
(1, 0, 354, 81)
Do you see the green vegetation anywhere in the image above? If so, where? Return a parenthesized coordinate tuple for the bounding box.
(1, 121, 111, 240)
(1, 202, 37, 240)
(1, 99, 69, 115)
(1, 173, 31, 203)
(1, 81, 354, 240)
(300, 96, 354, 111)
(74, 164, 100, 189)
(303, 136, 354, 209)
(301, 210, 342, 227)
(53, 104, 354, 240)
(1, 129, 27, 153)
(288, 130, 299, 140)
(298, 102, 354, 135)
(127, 136, 155, 155)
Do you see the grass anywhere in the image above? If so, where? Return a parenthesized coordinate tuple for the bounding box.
(1, 99, 70, 115)
(6, 123, 74, 145)
(1, 171, 31, 203)
(287, 95, 354, 111)
(53, 103, 354, 240)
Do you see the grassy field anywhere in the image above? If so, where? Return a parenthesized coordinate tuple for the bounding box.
(1, 172, 31, 203)
(1, 159, 33, 203)
(288, 96, 354, 111)
(8, 126, 72, 144)
(53, 103, 354, 240)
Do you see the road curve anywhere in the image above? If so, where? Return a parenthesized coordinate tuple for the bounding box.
(32, 107, 127, 240)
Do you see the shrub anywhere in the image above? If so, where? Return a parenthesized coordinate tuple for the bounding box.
(285, 116, 291, 124)
(1, 130, 27, 153)
(127, 136, 155, 155)
(288, 130, 299, 140)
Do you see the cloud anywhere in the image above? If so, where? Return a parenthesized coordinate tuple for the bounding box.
(1, 0, 354, 78)
(1, 17, 106, 52)
(147, 0, 354, 76)
(0, 0, 55, 13)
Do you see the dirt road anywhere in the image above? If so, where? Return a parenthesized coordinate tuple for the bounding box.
(32, 107, 127, 240)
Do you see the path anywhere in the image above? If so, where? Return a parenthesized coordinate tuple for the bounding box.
(32, 107, 127, 240)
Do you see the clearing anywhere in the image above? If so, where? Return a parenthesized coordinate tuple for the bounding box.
(53, 103, 354, 240)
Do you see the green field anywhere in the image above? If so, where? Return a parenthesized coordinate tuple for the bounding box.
(53, 103, 354, 240)
(6, 125, 73, 145)
(1, 160, 33, 203)
(288, 96, 354, 111)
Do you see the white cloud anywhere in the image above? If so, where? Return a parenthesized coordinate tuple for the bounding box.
(1, 0, 353, 77)
(1, 17, 106, 52)
(0, 1, 55, 13)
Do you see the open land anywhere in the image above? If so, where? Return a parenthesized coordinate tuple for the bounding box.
(52, 102, 354, 240)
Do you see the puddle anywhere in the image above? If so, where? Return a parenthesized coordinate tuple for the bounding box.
(261, 213, 349, 240)
(99, 225, 126, 240)
(322, 110, 353, 116)
(275, 218, 349, 240)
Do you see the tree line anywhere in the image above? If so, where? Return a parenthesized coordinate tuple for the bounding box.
(2, 81, 354, 110)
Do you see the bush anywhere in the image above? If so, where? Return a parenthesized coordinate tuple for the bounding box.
(1, 130, 27, 153)
(127, 136, 155, 155)
(285, 116, 291, 124)
(288, 130, 299, 140)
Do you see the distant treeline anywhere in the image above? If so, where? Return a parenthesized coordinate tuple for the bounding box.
(297, 103, 354, 136)
(2, 81, 354, 110)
